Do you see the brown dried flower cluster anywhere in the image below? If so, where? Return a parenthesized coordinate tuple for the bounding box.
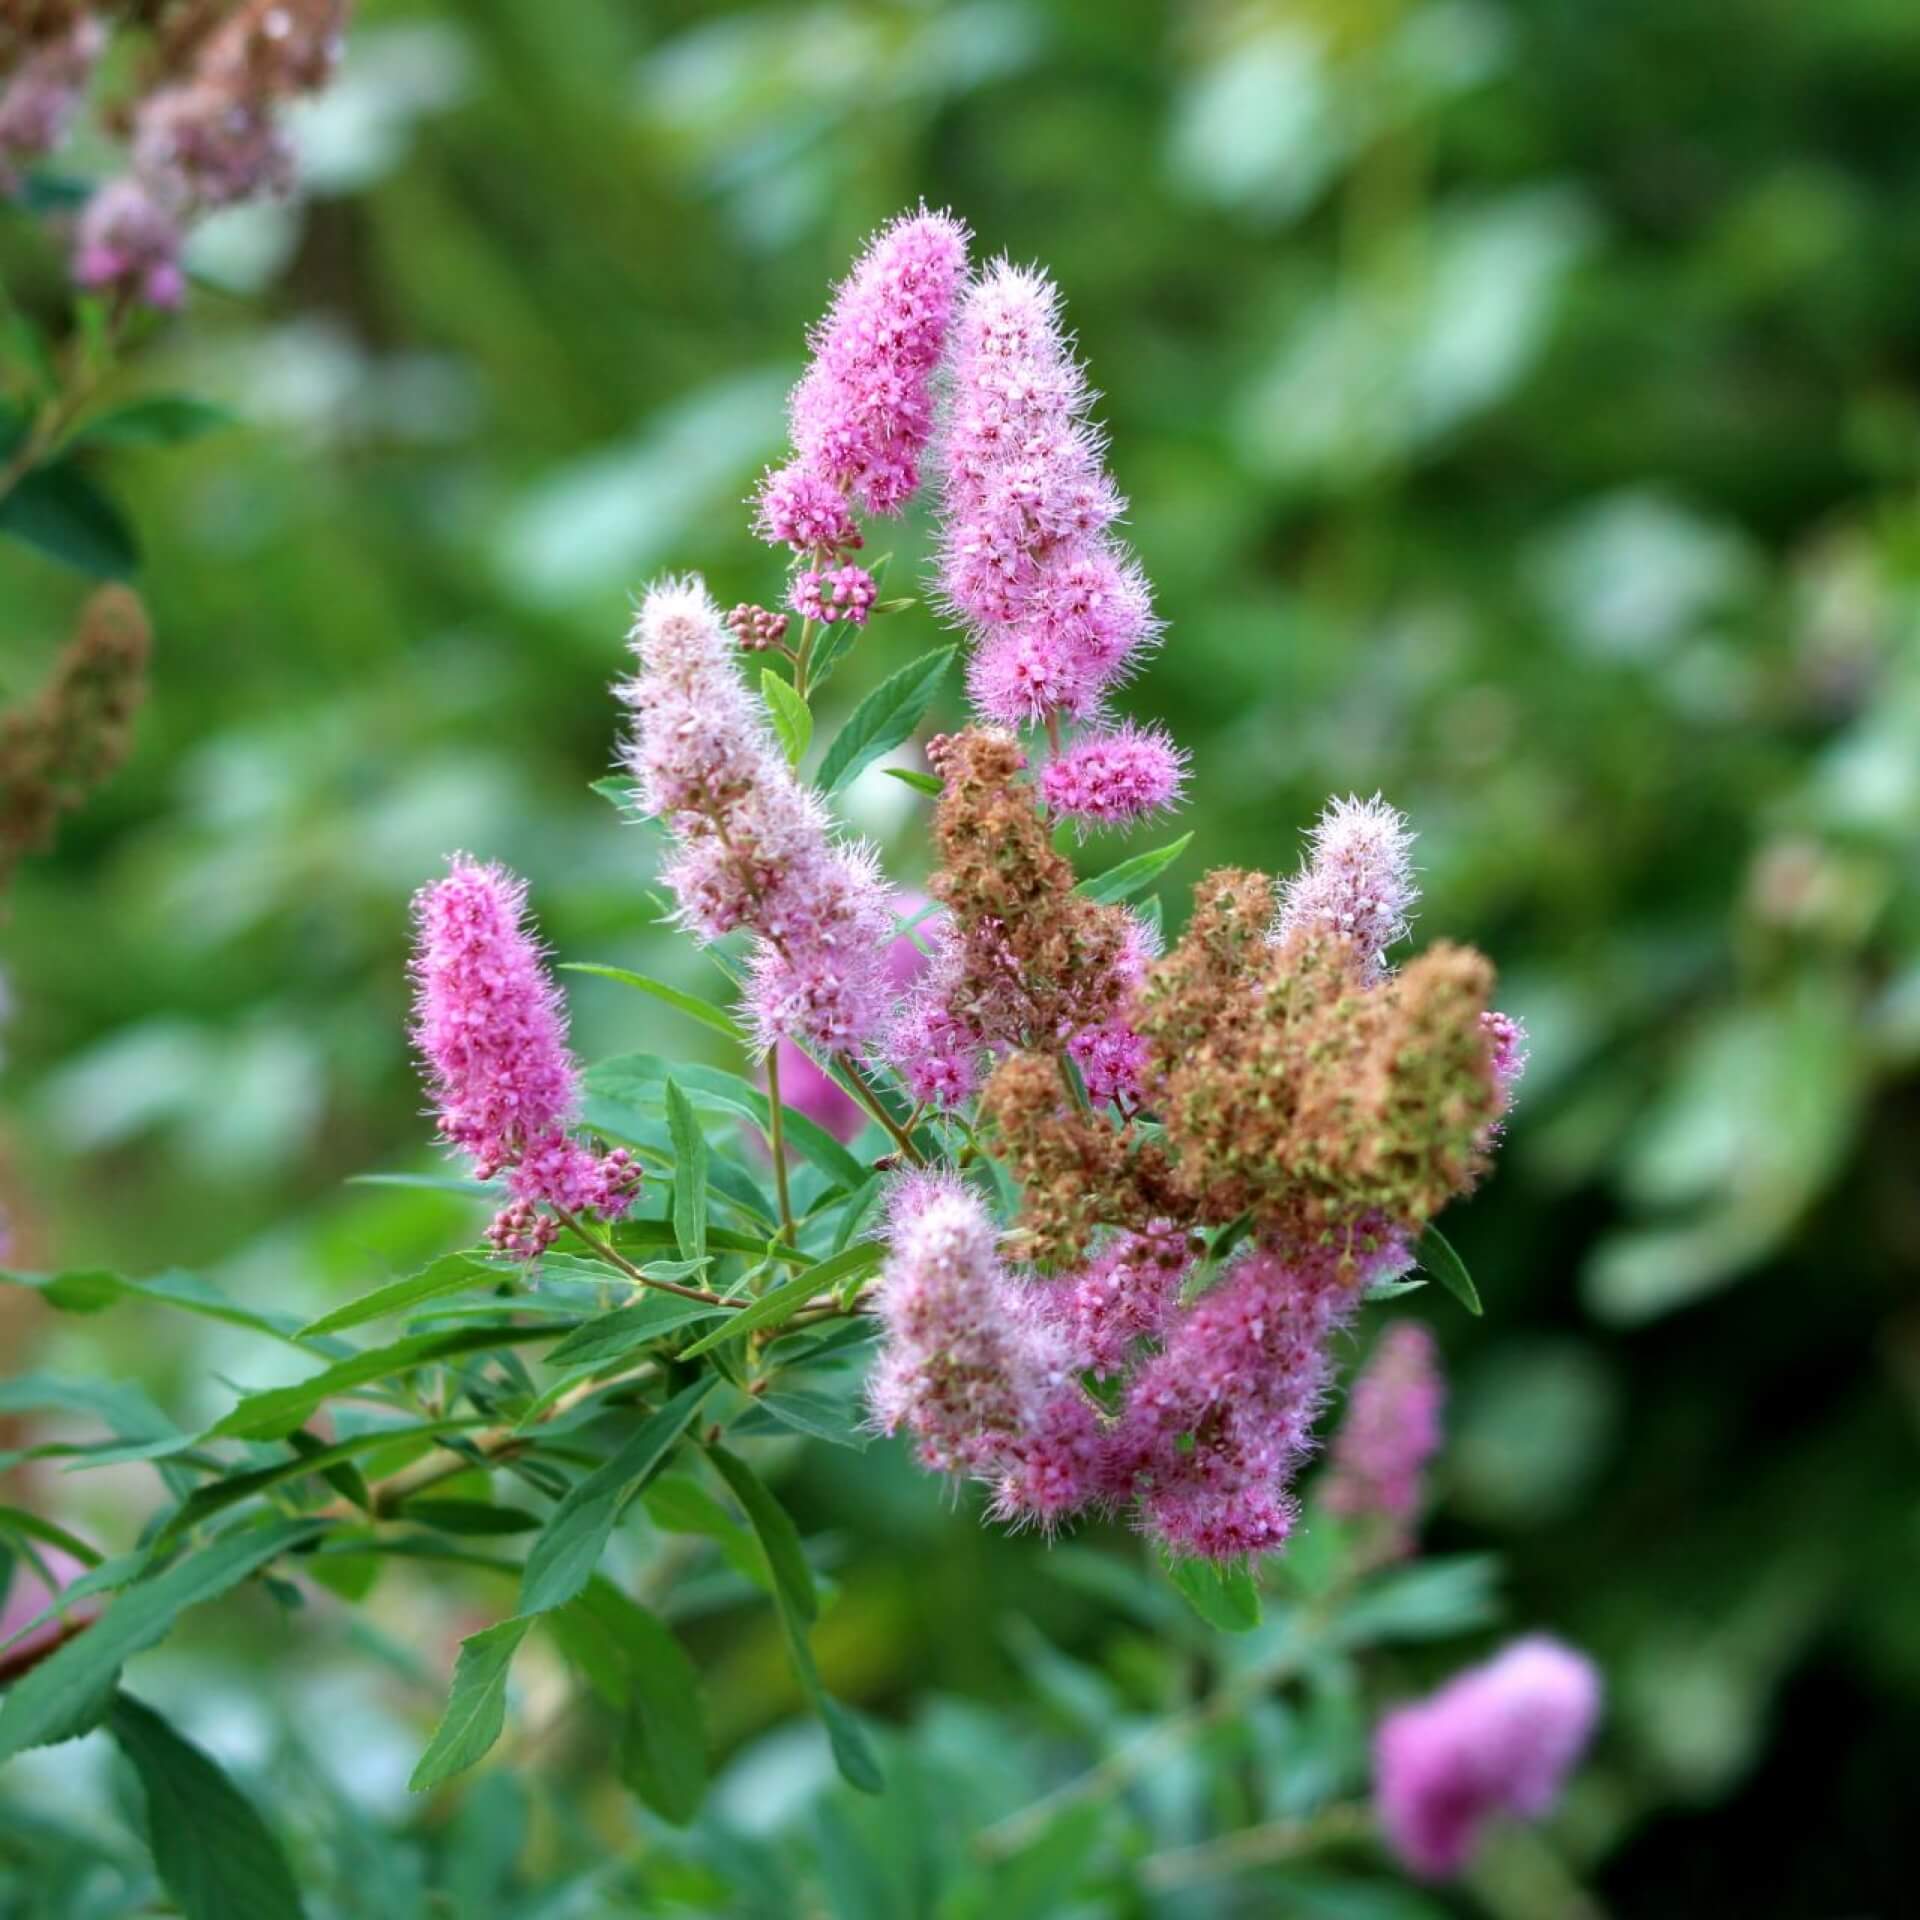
(0, 584, 151, 893)
(926, 727, 1131, 1051)
(975, 856, 1499, 1275)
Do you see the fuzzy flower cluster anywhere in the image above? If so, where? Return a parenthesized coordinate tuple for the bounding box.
(0, 12, 104, 193)
(409, 857, 638, 1258)
(880, 761, 1524, 1557)
(754, 209, 969, 631)
(56, 0, 350, 310)
(868, 1174, 1105, 1531)
(934, 259, 1174, 829)
(619, 577, 897, 1053)
(1323, 1320, 1446, 1558)
(1374, 1636, 1602, 1879)
(1273, 792, 1417, 983)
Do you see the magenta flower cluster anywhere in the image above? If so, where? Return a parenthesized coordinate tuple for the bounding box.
(618, 578, 897, 1054)
(410, 857, 638, 1258)
(1323, 1320, 1446, 1557)
(755, 208, 970, 630)
(1375, 1635, 1602, 1879)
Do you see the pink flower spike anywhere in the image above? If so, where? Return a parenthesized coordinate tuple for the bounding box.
(621, 575, 900, 1053)
(1374, 1636, 1602, 1880)
(409, 856, 638, 1249)
(0, 16, 104, 183)
(1275, 792, 1418, 983)
(1482, 1009, 1529, 1101)
(1322, 1320, 1445, 1557)
(787, 206, 971, 518)
(936, 258, 1162, 732)
(754, 462, 860, 554)
(1041, 721, 1187, 831)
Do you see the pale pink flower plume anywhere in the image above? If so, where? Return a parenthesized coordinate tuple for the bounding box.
(409, 856, 638, 1258)
(72, 176, 186, 310)
(619, 576, 897, 1054)
(1275, 792, 1418, 983)
(869, 1173, 1105, 1531)
(1374, 1635, 1602, 1879)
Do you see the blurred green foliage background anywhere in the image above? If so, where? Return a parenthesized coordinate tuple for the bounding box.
(3, 0, 1918, 1911)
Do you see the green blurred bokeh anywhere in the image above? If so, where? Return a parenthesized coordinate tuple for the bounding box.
(3, 0, 1917, 1910)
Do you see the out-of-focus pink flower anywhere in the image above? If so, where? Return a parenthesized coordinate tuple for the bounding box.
(1375, 1635, 1602, 1879)
(72, 177, 186, 310)
(0, 17, 104, 188)
(1274, 793, 1418, 984)
(0, 1542, 94, 1665)
(1323, 1320, 1445, 1556)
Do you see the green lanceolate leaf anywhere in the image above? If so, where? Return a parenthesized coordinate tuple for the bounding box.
(883, 766, 942, 797)
(589, 1052, 867, 1193)
(816, 645, 955, 794)
(518, 1378, 713, 1616)
(560, 964, 745, 1043)
(298, 1253, 500, 1338)
(549, 1579, 708, 1825)
(72, 394, 239, 450)
(0, 1518, 325, 1762)
(608, 1217, 812, 1267)
(777, 1603, 883, 1795)
(1165, 1555, 1262, 1634)
(761, 668, 814, 768)
(211, 1325, 550, 1442)
(107, 1692, 306, 1920)
(664, 1079, 709, 1265)
(409, 1616, 534, 1791)
(677, 1239, 882, 1358)
(1074, 832, 1194, 906)
(1415, 1224, 1482, 1315)
(544, 1293, 729, 1368)
(0, 457, 138, 578)
(0, 1266, 319, 1351)
(705, 1445, 816, 1625)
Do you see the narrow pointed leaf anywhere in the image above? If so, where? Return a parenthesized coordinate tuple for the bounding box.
(1074, 832, 1194, 906)
(1415, 1225, 1482, 1316)
(408, 1616, 532, 1791)
(816, 646, 954, 794)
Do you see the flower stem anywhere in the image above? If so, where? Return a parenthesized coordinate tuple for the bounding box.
(763, 1044, 798, 1244)
(550, 1206, 739, 1306)
(836, 1054, 927, 1166)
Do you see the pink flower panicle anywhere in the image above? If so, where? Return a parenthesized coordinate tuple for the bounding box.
(132, 0, 347, 210)
(1063, 909, 1156, 1107)
(1038, 1225, 1193, 1379)
(1322, 1319, 1445, 1556)
(793, 564, 877, 626)
(410, 856, 638, 1259)
(1275, 793, 1418, 983)
(1111, 1244, 1356, 1559)
(937, 260, 1161, 732)
(620, 576, 897, 1053)
(1482, 1009, 1528, 1101)
(869, 1174, 1106, 1531)
(1374, 1635, 1603, 1880)
(72, 176, 185, 309)
(769, 909, 930, 1142)
(0, 16, 104, 188)
(781, 206, 971, 519)
(1040, 720, 1187, 831)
